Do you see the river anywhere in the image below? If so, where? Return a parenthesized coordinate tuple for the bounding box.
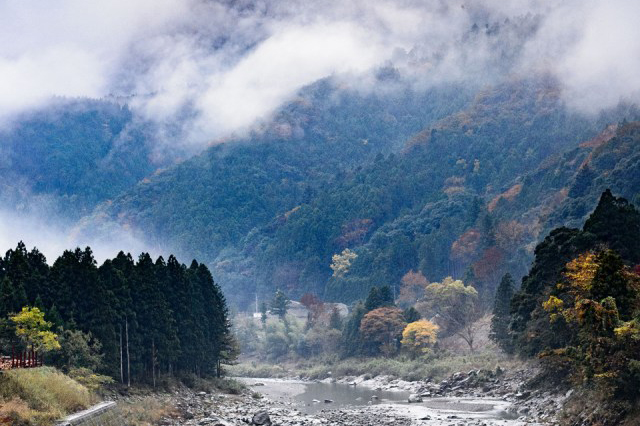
(238, 378, 524, 423)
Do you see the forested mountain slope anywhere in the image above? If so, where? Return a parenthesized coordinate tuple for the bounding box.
(0, 99, 158, 218)
(1, 63, 638, 312)
(93, 74, 639, 309)
(223, 78, 638, 307)
(94, 80, 473, 267)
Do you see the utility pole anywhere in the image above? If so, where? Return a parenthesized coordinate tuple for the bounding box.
(126, 316, 130, 388)
(119, 324, 123, 384)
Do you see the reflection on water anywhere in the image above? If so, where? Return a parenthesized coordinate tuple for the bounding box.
(248, 379, 410, 414)
(294, 381, 411, 413)
(245, 379, 511, 419)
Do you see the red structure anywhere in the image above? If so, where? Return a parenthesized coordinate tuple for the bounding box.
(7, 346, 43, 369)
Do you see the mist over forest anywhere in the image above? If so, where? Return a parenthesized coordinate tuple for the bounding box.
(1, 2, 640, 425)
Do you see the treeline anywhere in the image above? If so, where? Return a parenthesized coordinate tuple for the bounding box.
(0, 244, 233, 384)
(236, 273, 482, 362)
(491, 190, 640, 411)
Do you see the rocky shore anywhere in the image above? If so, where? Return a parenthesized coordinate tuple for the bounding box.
(149, 367, 566, 426)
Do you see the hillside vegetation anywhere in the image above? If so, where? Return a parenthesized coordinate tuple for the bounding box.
(92, 76, 639, 309)
(0, 367, 92, 426)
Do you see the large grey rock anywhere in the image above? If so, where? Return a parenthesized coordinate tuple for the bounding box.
(408, 394, 423, 403)
(252, 410, 271, 426)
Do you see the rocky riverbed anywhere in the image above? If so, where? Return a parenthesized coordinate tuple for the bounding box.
(151, 367, 566, 426)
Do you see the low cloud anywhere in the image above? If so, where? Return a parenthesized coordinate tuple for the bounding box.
(1, 0, 639, 147)
(0, 207, 161, 264)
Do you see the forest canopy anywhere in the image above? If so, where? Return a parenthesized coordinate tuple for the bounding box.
(0, 243, 233, 384)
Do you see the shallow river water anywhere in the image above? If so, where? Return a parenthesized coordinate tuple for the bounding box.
(238, 378, 518, 421)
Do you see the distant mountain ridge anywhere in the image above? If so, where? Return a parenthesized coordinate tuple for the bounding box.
(1, 75, 638, 310)
(88, 76, 639, 309)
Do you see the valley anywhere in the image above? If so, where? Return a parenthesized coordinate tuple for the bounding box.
(2, 2, 640, 425)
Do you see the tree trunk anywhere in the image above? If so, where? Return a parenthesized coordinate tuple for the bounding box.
(152, 337, 156, 388)
(126, 317, 131, 387)
(119, 324, 124, 384)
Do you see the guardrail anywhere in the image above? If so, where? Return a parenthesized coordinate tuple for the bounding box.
(56, 401, 119, 426)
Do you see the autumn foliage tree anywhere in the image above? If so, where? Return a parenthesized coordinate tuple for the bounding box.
(10, 306, 61, 353)
(359, 307, 406, 356)
(401, 320, 439, 356)
(330, 249, 358, 278)
(417, 277, 483, 352)
(542, 250, 640, 396)
(397, 270, 428, 308)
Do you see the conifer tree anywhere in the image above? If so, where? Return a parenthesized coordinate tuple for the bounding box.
(365, 286, 394, 312)
(270, 289, 290, 319)
(403, 307, 421, 323)
(490, 273, 515, 353)
(329, 307, 342, 330)
(342, 302, 366, 357)
(0, 276, 27, 316)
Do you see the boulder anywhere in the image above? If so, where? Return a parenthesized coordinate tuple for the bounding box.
(408, 394, 423, 403)
(251, 410, 271, 426)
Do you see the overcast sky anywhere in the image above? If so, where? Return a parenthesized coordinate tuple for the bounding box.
(1, 0, 639, 147)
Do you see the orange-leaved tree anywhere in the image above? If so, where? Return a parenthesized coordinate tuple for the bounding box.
(359, 307, 406, 356)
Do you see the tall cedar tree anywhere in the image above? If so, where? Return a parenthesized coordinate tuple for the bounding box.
(364, 286, 394, 312)
(0, 242, 232, 384)
(490, 273, 515, 353)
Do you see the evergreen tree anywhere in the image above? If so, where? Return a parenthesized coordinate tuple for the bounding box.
(133, 253, 179, 385)
(329, 307, 342, 330)
(365, 286, 394, 312)
(270, 289, 290, 319)
(0, 242, 230, 384)
(364, 287, 380, 312)
(260, 302, 268, 327)
(403, 307, 421, 323)
(342, 302, 366, 357)
(490, 273, 515, 353)
(0, 276, 27, 316)
(583, 189, 640, 263)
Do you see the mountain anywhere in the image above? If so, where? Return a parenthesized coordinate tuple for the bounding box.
(1, 55, 638, 311)
(89, 79, 474, 271)
(0, 99, 157, 218)
(86, 74, 639, 309)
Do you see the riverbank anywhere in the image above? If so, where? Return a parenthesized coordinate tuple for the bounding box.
(227, 351, 520, 382)
(149, 364, 567, 426)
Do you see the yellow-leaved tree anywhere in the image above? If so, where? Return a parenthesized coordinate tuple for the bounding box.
(542, 250, 640, 392)
(330, 249, 357, 278)
(401, 320, 438, 356)
(416, 277, 482, 352)
(10, 306, 61, 352)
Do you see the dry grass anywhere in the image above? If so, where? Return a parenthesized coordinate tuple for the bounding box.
(0, 367, 93, 425)
(115, 396, 179, 426)
(231, 350, 523, 382)
(0, 397, 34, 426)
